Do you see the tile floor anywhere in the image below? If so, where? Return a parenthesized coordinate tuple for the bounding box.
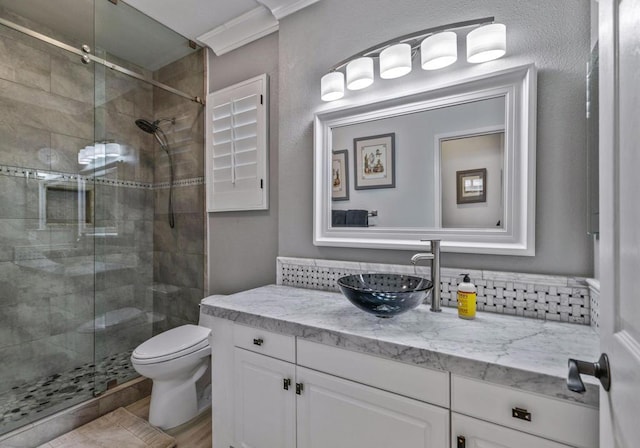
(127, 397, 212, 448)
(0, 350, 135, 435)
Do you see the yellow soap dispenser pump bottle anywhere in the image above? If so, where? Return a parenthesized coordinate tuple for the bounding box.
(457, 273, 477, 320)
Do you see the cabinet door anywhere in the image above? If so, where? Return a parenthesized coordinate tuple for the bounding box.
(234, 348, 295, 448)
(452, 413, 573, 448)
(296, 366, 448, 448)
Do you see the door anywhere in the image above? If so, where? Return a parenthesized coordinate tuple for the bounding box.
(451, 413, 572, 448)
(598, 0, 640, 446)
(296, 366, 449, 448)
(234, 348, 296, 448)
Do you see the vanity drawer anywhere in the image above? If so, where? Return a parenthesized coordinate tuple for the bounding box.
(297, 339, 449, 408)
(451, 375, 598, 448)
(233, 323, 296, 363)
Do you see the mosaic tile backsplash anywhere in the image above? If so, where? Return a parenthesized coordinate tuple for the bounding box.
(277, 257, 597, 326)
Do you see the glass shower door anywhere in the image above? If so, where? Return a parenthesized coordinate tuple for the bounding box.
(0, 0, 97, 434)
(91, 0, 205, 395)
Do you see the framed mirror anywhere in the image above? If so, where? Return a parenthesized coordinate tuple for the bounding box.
(313, 64, 536, 255)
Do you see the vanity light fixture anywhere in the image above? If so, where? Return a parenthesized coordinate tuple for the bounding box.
(77, 142, 121, 165)
(320, 17, 506, 101)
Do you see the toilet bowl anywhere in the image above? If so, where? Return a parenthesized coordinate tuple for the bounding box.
(131, 324, 211, 429)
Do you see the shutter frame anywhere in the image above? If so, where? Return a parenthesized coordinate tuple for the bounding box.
(206, 74, 269, 212)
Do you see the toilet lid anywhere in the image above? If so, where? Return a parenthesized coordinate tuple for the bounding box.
(133, 324, 210, 360)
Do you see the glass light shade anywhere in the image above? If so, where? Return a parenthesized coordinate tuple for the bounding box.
(78, 148, 90, 165)
(346, 57, 374, 90)
(94, 143, 106, 158)
(421, 32, 457, 70)
(105, 143, 121, 157)
(466, 23, 506, 63)
(379, 43, 412, 79)
(321, 72, 345, 101)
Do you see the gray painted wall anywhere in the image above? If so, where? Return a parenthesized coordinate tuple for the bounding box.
(207, 32, 279, 294)
(278, 0, 592, 276)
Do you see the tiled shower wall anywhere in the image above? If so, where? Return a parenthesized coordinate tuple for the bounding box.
(0, 10, 207, 397)
(151, 51, 206, 332)
(0, 11, 158, 393)
(0, 12, 95, 394)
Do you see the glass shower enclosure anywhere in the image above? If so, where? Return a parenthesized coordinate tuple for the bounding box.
(0, 0, 205, 436)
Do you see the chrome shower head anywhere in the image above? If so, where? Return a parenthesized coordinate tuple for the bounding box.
(135, 118, 158, 134)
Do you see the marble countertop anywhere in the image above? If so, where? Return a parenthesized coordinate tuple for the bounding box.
(201, 285, 600, 407)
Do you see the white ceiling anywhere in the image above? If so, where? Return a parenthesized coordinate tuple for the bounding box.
(124, 0, 261, 41)
(124, 0, 321, 55)
(0, 0, 319, 69)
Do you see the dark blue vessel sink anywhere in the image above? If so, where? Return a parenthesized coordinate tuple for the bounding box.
(337, 273, 433, 318)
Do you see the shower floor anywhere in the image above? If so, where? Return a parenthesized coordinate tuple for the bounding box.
(0, 350, 136, 436)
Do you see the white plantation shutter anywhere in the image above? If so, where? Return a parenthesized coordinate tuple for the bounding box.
(206, 74, 268, 211)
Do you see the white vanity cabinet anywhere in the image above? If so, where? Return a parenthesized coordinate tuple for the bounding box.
(208, 317, 597, 448)
(452, 413, 574, 448)
(296, 366, 448, 448)
(234, 348, 295, 448)
(212, 318, 449, 448)
(451, 375, 599, 448)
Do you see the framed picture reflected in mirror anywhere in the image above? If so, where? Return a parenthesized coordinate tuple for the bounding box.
(456, 168, 487, 204)
(354, 133, 395, 190)
(332, 149, 349, 201)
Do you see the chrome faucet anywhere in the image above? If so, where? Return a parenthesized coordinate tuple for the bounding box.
(410, 240, 441, 312)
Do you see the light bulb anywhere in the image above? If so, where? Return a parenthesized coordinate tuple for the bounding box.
(94, 143, 106, 158)
(467, 23, 506, 63)
(346, 57, 374, 90)
(421, 32, 457, 70)
(379, 43, 412, 79)
(105, 143, 121, 157)
(321, 72, 345, 101)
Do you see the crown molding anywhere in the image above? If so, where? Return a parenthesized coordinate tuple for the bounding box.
(198, 0, 321, 56)
(197, 6, 278, 56)
(257, 0, 321, 20)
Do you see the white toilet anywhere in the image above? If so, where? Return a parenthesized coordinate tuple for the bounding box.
(131, 323, 212, 429)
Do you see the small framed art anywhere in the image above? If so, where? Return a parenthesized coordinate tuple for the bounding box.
(456, 168, 487, 204)
(332, 149, 349, 201)
(353, 133, 395, 190)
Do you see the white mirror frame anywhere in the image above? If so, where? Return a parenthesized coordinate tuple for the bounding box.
(313, 64, 537, 255)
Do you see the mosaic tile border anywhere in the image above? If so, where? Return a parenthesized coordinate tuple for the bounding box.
(153, 176, 205, 189)
(0, 164, 204, 190)
(277, 257, 592, 325)
(0, 350, 136, 436)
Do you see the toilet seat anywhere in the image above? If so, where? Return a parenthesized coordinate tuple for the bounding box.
(132, 324, 211, 365)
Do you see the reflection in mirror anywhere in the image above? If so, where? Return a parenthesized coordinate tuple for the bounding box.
(440, 131, 504, 228)
(331, 97, 505, 229)
(314, 65, 536, 255)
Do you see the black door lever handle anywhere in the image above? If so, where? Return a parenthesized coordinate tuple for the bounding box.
(567, 353, 611, 393)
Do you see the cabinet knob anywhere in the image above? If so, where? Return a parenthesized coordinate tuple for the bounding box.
(567, 353, 611, 393)
(283, 378, 291, 390)
(456, 435, 466, 448)
(253, 338, 264, 346)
